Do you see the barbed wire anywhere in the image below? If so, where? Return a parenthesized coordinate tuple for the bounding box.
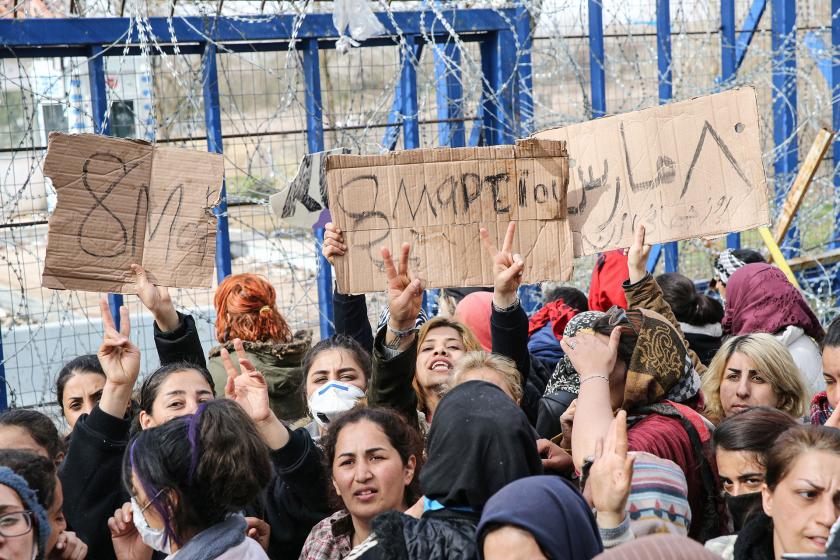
(0, 0, 838, 412)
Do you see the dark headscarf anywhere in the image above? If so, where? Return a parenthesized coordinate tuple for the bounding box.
(723, 263, 824, 343)
(623, 308, 701, 411)
(477, 475, 602, 560)
(419, 381, 542, 511)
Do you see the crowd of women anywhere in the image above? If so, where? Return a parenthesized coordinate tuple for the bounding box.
(1, 221, 840, 560)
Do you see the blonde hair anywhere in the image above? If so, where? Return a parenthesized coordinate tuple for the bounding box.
(702, 333, 807, 422)
(413, 316, 482, 414)
(450, 351, 523, 404)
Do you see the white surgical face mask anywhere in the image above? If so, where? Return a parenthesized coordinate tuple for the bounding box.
(308, 381, 365, 427)
(131, 497, 171, 554)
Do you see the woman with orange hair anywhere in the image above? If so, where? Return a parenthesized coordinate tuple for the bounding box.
(208, 273, 312, 422)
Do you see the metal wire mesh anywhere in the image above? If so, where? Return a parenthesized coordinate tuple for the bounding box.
(1, 0, 839, 412)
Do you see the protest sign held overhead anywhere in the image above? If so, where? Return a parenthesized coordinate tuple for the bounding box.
(535, 86, 771, 257)
(42, 133, 224, 293)
(326, 139, 572, 293)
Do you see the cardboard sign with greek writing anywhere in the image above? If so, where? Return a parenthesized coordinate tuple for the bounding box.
(535, 86, 771, 257)
(326, 139, 572, 293)
(42, 133, 223, 292)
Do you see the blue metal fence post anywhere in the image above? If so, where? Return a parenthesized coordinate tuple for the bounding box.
(772, 0, 798, 256)
(513, 6, 534, 136)
(480, 29, 516, 146)
(201, 43, 233, 285)
(302, 38, 335, 338)
(721, 0, 741, 249)
(434, 42, 465, 147)
(588, 0, 606, 118)
(832, 0, 840, 253)
(401, 36, 421, 150)
(88, 45, 124, 329)
(656, 0, 679, 272)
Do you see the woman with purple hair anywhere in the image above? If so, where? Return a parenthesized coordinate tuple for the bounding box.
(111, 399, 273, 559)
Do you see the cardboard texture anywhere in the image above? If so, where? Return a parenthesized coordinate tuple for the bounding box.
(535, 86, 771, 257)
(326, 139, 572, 293)
(269, 148, 349, 228)
(42, 133, 224, 293)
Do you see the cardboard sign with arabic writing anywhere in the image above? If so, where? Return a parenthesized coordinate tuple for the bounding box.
(535, 86, 771, 257)
(42, 133, 224, 293)
(326, 139, 572, 293)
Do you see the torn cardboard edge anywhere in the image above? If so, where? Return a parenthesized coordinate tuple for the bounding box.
(41, 132, 224, 293)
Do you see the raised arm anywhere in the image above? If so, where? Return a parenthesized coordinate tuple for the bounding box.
(624, 227, 706, 374)
(481, 223, 531, 388)
(132, 264, 206, 368)
(563, 327, 623, 471)
(322, 223, 373, 350)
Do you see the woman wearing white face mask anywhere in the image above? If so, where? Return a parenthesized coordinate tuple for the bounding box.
(300, 335, 372, 439)
(110, 399, 272, 559)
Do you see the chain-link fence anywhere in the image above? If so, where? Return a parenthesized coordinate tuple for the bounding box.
(1, 0, 839, 413)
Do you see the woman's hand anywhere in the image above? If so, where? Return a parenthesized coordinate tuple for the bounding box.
(536, 438, 574, 474)
(560, 328, 622, 380)
(222, 338, 289, 450)
(481, 222, 524, 309)
(587, 410, 635, 528)
(49, 531, 88, 560)
(381, 243, 423, 334)
(627, 223, 651, 284)
(97, 297, 141, 418)
(322, 222, 347, 265)
(245, 517, 271, 551)
(132, 264, 179, 332)
(108, 503, 153, 560)
(559, 399, 577, 451)
(222, 339, 271, 425)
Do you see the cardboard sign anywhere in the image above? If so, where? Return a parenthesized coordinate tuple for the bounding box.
(42, 133, 224, 292)
(269, 149, 348, 228)
(326, 139, 572, 293)
(534, 86, 771, 257)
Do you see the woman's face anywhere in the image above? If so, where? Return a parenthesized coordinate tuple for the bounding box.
(331, 419, 416, 525)
(0, 484, 36, 560)
(305, 349, 367, 399)
(716, 448, 765, 496)
(763, 450, 840, 556)
(719, 352, 779, 417)
(483, 525, 547, 560)
(416, 327, 466, 394)
(46, 476, 66, 556)
(0, 427, 48, 461)
(821, 346, 840, 410)
(140, 370, 214, 429)
(61, 371, 105, 431)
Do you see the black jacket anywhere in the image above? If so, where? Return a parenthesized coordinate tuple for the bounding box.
(359, 509, 479, 560)
(490, 303, 549, 426)
(249, 426, 333, 559)
(59, 405, 131, 560)
(333, 289, 374, 352)
(153, 311, 207, 368)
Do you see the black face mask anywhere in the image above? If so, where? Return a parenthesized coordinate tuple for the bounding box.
(725, 491, 764, 532)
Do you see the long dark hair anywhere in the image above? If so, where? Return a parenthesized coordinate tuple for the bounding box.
(123, 399, 271, 548)
(712, 406, 797, 468)
(822, 316, 840, 350)
(321, 406, 423, 508)
(0, 409, 66, 463)
(656, 272, 724, 326)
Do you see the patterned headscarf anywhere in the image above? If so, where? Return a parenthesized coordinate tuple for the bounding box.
(623, 308, 702, 411)
(713, 249, 746, 286)
(544, 311, 606, 395)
